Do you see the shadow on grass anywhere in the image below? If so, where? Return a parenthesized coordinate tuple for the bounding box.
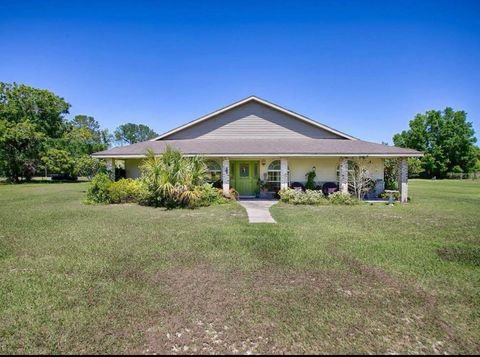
(437, 246, 480, 266)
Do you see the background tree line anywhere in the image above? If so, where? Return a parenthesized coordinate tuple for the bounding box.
(2, 82, 478, 182)
(393, 107, 479, 179)
(0, 82, 158, 182)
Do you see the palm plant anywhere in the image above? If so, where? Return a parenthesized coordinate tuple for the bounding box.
(139, 147, 209, 208)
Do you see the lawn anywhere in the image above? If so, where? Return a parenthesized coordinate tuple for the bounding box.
(0, 179, 479, 354)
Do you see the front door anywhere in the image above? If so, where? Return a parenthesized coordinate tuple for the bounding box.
(231, 161, 259, 196)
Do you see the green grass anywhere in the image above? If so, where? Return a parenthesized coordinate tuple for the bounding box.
(0, 179, 479, 354)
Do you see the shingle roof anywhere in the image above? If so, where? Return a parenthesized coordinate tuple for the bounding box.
(92, 139, 422, 157)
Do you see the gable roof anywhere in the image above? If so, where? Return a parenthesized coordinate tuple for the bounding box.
(152, 96, 357, 141)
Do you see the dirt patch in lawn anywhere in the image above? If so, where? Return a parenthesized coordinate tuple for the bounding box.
(132, 261, 477, 355)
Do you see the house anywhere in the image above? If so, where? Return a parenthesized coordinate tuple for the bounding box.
(92, 96, 422, 202)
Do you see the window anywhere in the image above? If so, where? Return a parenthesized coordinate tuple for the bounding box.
(206, 160, 222, 182)
(239, 163, 249, 177)
(266, 160, 282, 191)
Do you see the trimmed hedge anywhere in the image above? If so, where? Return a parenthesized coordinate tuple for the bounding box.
(279, 188, 360, 206)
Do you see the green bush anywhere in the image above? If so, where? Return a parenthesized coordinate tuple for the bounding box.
(75, 155, 107, 179)
(189, 183, 227, 208)
(451, 165, 464, 174)
(85, 173, 113, 204)
(279, 188, 328, 205)
(108, 178, 144, 204)
(139, 148, 210, 208)
(305, 170, 316, 190)
(328, 191, 360, 205)
(380, 190, 400, 201)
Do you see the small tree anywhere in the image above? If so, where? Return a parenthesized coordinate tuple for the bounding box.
(348, 158, 376, 199)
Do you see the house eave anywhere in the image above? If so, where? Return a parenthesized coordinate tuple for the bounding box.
(92, 153, 423, 159)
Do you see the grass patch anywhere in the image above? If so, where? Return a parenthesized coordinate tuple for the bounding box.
(0, 179, 479, 354)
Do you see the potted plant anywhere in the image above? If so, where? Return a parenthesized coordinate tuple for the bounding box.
(255, 178, 261, 198)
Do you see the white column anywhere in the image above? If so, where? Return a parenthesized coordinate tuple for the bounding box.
(280, 158, 288, 189)
(398, 158, 408, 203)
(339, 158, 348, 193)
(222, 158, 230, 195)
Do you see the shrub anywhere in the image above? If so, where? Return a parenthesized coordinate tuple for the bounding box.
(305, 170, 316, 190)
(380, 190, 400, 201)
(278, 188, 297, 203)
(85, 173, 113, 204)
(451, 165, 463, 173)
(279, 188, 328, 205)
(108, 178, 144, 204)
(139, 148, 209, 208)
(328, 191, 360, 205)
(189, 183, 227, 208)
(75, 155, 107, 179)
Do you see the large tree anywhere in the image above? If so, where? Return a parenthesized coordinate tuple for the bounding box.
(393, 108, 477, 178)
(114, 123, 157, 145)
(63, 114, 111, 156)
(0, 83, 70, 181)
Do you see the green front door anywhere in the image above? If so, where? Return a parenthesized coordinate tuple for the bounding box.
(231, 161, 259, 196)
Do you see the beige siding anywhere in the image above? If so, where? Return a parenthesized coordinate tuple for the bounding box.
(164, 101, 343, 140)
(286, 157, 341, 183)
(125, 159, 142, 179)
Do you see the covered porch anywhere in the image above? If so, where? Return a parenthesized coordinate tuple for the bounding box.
(217, 156, 409, 203)
(103, 154, 410, 203)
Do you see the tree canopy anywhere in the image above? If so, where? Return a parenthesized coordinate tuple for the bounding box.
(0, 83, 110, 181)
(393, 108, 477, 178)
(0, 83, 70, 181)
(0, 82, 161, 181)
(114, 123, 158, 145)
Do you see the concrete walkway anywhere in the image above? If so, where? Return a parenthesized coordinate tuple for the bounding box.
(237, 199, 278, 223)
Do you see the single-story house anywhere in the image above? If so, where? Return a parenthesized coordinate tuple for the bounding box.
(92, 96, 422, 202)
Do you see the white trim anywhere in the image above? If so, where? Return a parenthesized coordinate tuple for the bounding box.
(92, 153, 423, 159)
(150, 96, 357, 141)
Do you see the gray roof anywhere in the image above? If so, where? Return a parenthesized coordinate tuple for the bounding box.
(92, 139, 422, 157)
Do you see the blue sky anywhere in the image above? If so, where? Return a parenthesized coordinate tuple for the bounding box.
(1, 0, 479, 144)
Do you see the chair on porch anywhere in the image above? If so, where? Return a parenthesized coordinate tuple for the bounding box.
(322, 182, 338, 196)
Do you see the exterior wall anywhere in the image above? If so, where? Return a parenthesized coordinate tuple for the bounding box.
(270, 157, 385, 194)
(164, 101, 344, 140)
(286, 157, 340, 183)
(125, 159, 142, 179)
(123, 156, 385, 196)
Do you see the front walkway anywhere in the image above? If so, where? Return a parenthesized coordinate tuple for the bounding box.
(237, 199, 278, 224)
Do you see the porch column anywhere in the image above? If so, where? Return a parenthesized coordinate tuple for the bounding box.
(339, 158, 348, 193)
(398, 158, 408, 203)
(222, 158, 230, 196)
(105, 158, 115, 180)
(280, 158, 288, 189)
